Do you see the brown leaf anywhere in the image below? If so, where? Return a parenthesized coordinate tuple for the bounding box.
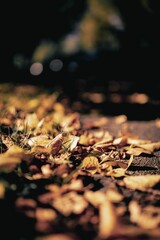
(106, 189, 123, 203)
(125, 146, 151, 156)
(0, 155, 20, 172)
(81, 156, 100, 175)
(53, 192, 88, 216)
(28, 135, 50, 147)
(84, 191, 106, 207)
(0, 182, 5, 199)
(136, 142, 160, 152)
(99, 200, 118, 239)
(25, 113, 39, 130)
(113, 136, 128, 147)
(127, 138, 151, 145)
(124, 175, 160, 190)
(36, 233, 78, 240)
(109, 168, 126, 178)
(79, 134, 90, 146)
(63, 135, 79, 152)
(129, 201, 160, 229)
(35, 208, 57, 221)
(155, 118, 160, 128)
(114, 114, 127, 124)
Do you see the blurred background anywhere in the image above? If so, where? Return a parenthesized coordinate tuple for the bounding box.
(1, 0, 160, 118)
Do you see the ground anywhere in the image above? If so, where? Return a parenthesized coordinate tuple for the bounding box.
(0, 83, 160, 240)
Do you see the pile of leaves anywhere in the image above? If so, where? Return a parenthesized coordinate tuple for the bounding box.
(0, 84, 160, 240)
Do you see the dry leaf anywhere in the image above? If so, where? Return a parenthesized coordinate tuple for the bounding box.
(129, 201, 160, 229)
(0, 155, 21, 172)
(106, 189, 123, 203)
(125, 146, 151, 156)
(114, 115, 127, 124)
(99, 200, 118, 239)
(25, 113, 39, 130)
(109, 168, 126, 178)
(63, 135, 79, 152)
(53, 192, 88, 216)
(84, 191, 106, 207)
(113, 136, 127, 147)
(28, 135, 51, 147)
(36, 233, 77, 240)
(155, 118, 160, 128)
(79, 134, 90, 146)
(0, 182, 5, 199)
(124, 175, 160, 190)
(46, 133, 63, 155)
(136, 142, 160, 152)
(81, 156, 100, 175)
(35, 208, 57, 221)
(127, 138, 151, 145)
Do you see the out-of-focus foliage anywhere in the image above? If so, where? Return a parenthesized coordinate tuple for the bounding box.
(12, 0, 159, 68)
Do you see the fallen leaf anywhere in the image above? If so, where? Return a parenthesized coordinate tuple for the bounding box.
(124, 175, 160, 190)
(99, 200, 118, 239)
(0, 182, 5, 199)
(36, 233, 78, 240)
(84, 191, 106, 207)
(63, 135, 79, 152)
(35, 208, 57, 221)
(129, 200, 160, 229)
(53, 192, 88, 216)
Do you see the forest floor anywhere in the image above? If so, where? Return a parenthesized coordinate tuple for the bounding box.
(0, 83, 160, 240)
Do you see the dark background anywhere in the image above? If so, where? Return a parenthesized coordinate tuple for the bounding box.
(1, 0, 160, 106)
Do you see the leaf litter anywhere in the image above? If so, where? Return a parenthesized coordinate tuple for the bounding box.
(0, 84, 160, 240)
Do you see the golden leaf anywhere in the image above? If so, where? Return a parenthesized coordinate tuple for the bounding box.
(81, 156, 99, 170)
(99, 200, 118, 239)
(79, 134, 90, 146)
(109, 168, 126, 178)
(0, 182, 5, 199)
(129, 201, 160, 229)
(28, 135, 50, 147)
(136, 142, 160, 153)
(124, 175, 160, 190)
(25, 113, 39, 130)
(155, 118, 160, 128)
(114, 114, 127, 124)
(113, 136, 128, 147)
(106, 189, 123, 203)
(125, 146, 151, 156)
(36, 233, 77, 240)
(53, 192, 88, 216)
(35, 208, 57, 221)
(84, 191, 106, 207)
(63, 135, 79, 152)
(127, 138, 151, 145)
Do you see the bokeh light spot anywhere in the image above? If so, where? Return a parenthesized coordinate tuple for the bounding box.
(30, 62, 43, 76)
(49, 59, 63, 72)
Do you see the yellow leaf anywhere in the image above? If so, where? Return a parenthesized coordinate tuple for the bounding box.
(124, 175, 160, 190)
(0, 182, 5, 199)
(81, 156, 99, 170)
(84, 191, 106, 207)
(25, 113, 39, 130)
(136, 142, 160, 153)
(63, 135, 79, 152)
(99, 200, 118, 239)
(79, 134, 90, 146)
(0, 155, 21, 172)
(125, 146, 151, 156)
(109, 168, 126, 178)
